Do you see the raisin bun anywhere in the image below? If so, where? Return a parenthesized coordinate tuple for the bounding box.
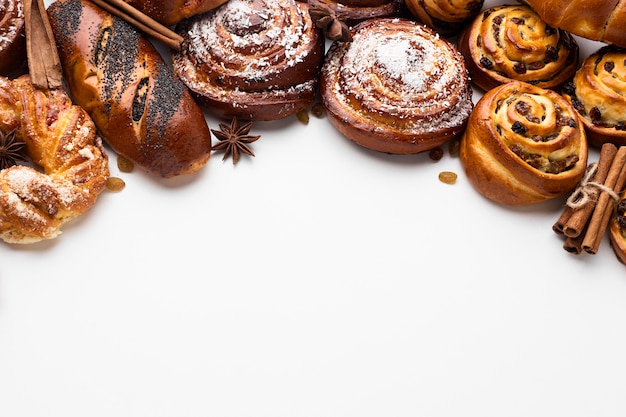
(458, 4, 579, 92)
(460, 81, 588, 206)
(562, 45, 626, 148)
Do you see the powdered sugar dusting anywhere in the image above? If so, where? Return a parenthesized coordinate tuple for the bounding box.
(324, 19, 473, 135)
(0, 0, 24, 49)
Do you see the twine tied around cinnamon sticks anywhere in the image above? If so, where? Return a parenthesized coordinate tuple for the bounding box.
(554, 143, 626, 255)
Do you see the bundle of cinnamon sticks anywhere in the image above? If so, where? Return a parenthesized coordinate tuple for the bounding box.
(554, 143, 626, 255)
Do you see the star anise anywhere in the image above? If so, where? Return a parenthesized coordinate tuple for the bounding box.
(308, 2, 353, 42)
(0, 128, 27, 170)
(210, 117, 261, 165)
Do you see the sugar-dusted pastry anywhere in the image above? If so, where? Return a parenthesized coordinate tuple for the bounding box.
(0, 75, 110, 244)
(458, 4, 579, 92)
(404, 0, 484, 35)
(306, 0, 401, 25)
(320, 18, 473, 155)
(610, 194, 626, 264)
(0, 0, 27, 77)
(460, 81, 588, 206)
(562, 45, 626, 148)
(48, 0, 212, 178)
(172, 0, 325, 122)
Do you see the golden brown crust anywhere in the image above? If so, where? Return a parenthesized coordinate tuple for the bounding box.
(320, 18, 473, 155)
(0, 0, 28, 78)
(404, 0, 484, 35)
(306, 0, 401, 25)
(562, 46, 626, 148)
(48, 0, 212, 178)
(460, 81, 588, 206)
(609, 194, 626, 265)
(172, 0, 325, 122)
(458, 4, 579, 92)
(124, 0, 228, 26)
(0, 75, 110, 244)
(522, 0, 626, 48)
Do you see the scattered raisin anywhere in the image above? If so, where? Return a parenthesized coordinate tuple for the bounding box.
(429, 147, 444, 161)
(604, 61, 615, 73)
(448, 138, 460, 157)
(438, 171, 457, 184)
(296, 109, 309, 125)
(106, 176, 126, 192)
(117, 155, 134, 173)
(311, 102, 325, 118)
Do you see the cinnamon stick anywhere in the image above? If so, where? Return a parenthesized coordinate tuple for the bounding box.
(582, 146, 626, 254)
(24, 0, 63, 89)
(90, 0, 184, 51)
(562, 142, 618, 238)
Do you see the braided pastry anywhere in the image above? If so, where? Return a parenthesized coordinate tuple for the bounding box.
(521, 0, 626, 48)
(320, 18, 473, 155)
(460, 81, 588, 206)
(562, 46, 626, 148)
(172, 0, 325, 121)
(306, 0, 401, 25)
(404, 0, 484, 35)
(458, 4, 579, 92)
(0, 0, 27, 78)
(0, 75, 109, 244)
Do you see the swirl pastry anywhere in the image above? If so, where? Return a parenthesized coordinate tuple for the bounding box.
(48, 0, 212, 178)
(320, 18, 473, 155)
(460, 81, 588, 206)
(0, 0, 27, 78)
(306, 0, 401, 25)
(404, 0, 484, 36)
(0, 75, 110, 244)
(562, 46, 626, 148)
(172, 0, 325, 122)
(610, 194, 626, 265)
(457, 4, 580, 92)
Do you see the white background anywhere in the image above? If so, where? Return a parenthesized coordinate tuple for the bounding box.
(1, 0, 625, 416)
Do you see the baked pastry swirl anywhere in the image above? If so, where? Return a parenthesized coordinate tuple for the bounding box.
(460, 81, 588, 206)
(0, 0, 27, 78)
(306, 0, 401, 25)
(562, 46, 626, 148)
(0, 75, 110, 244)
(458, 4, 579, 92)
(172, 0, 325, 121)
(320, 18, 473, 155)
(404, 0, 484, 35)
